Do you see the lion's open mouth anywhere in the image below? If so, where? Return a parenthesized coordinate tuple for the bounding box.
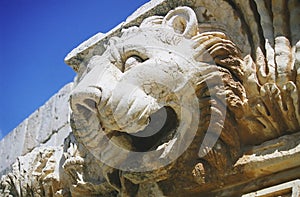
(112, 106, 178, 152)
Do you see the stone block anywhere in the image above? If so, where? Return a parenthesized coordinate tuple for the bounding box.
(42, 123, 72, 147)
(0, 83, 73, 174)
(0, 120, 27, 173)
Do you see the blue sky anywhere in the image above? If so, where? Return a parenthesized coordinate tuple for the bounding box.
(0, 0, 149, 139)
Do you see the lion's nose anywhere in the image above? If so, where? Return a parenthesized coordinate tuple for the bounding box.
(70, 86, 102, 119)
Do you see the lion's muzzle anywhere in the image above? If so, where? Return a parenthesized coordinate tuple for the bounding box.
(70, 56, 162, 137)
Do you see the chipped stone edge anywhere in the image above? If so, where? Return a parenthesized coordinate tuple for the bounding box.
(64, 0, 196, 76)
(63, 0, 164, 65)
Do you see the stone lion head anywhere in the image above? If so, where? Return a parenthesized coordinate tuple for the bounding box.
(69, 6, 300, 195)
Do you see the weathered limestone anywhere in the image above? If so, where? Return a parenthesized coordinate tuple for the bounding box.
(0, 83, 73, 175)
(242, 179, 300, 197)
(1, 0, 300, 196)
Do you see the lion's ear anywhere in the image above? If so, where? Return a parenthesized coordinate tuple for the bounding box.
(162, 6, 198, 39)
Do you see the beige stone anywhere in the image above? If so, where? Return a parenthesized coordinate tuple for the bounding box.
(242, 179, 300, 197)
(1, 0, 300, 196)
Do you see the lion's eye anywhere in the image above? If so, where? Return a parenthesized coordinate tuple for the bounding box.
(123, 55, 144, 72)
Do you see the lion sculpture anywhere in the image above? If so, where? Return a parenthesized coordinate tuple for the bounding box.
(1, 1, 300, 196)
(69, 4, 300, 196)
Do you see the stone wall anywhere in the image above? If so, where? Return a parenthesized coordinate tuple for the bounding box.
(0, 83, 73, 175)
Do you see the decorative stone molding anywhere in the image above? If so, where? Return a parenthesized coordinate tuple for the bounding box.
(242, 179, 300, 197)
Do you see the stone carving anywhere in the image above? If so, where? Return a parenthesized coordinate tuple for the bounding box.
(1, 0, 300, 196)
(0, 147, 63, 196)
(69, 3, 300, 196)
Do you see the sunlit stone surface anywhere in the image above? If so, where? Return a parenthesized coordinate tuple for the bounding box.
(1, 1, 300, 196)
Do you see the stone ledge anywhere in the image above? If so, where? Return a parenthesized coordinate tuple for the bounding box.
(64, 0, 196, 77)
(210, 132, 300, 196)
(242, 179, 300, 197)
